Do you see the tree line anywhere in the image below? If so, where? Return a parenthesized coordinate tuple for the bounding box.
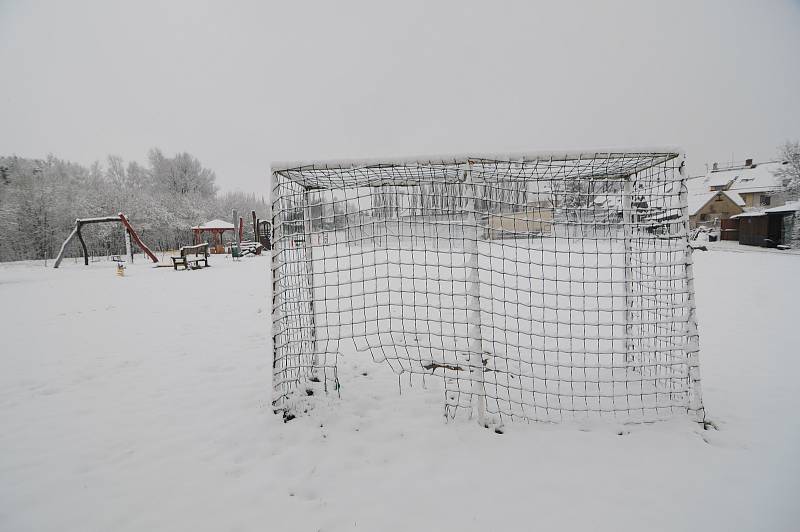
(0, 149, 270, 262)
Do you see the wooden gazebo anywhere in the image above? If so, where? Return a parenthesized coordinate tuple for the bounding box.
(192, 219, 237, 254)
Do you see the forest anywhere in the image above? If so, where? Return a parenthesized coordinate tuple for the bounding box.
(0, 149, 270, 262)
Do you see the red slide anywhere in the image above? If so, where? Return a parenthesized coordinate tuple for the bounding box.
(118, 213, 159, 263)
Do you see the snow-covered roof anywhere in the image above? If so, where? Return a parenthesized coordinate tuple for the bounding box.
(687, 190, 745, 215)
(723, 191, 745, 206)
(731, 202, 799, 218)
(701, 161, 786, 195)
(192, 219, 235, 230)
(705, 172, 737, 190)
(688, 193, 716, 215)
(764, 201, 799, 214)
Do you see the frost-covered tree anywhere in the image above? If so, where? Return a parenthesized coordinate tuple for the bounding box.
(0, 149, 269, 262)
(774, 141, 800, 246)
(148, 149, 217, 197)
(775, 141, 800, 202)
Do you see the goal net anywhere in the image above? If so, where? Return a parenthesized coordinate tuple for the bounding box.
(271, 151, 704, 424)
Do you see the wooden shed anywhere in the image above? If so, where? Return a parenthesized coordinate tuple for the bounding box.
(731, 203, 799, 247)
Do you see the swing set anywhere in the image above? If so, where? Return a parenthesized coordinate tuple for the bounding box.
(53, 213, 158, 268)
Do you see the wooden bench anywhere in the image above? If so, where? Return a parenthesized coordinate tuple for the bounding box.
(172, 243, 209, 270)
(237, 240, 264, 256)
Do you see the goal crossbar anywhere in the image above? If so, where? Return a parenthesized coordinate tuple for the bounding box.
(273, 150, 682, 189)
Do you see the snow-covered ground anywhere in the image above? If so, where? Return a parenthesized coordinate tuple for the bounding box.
(1, 246, 798, 531)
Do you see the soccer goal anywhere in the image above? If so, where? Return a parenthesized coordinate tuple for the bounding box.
(271, 151, 704, 425)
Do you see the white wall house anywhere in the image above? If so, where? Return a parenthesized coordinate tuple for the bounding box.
(696, 158, 790, 210)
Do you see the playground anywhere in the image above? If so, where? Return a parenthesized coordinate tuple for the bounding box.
(48, 211, 270, 270)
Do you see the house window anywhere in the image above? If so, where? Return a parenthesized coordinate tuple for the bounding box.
(760, 195, 771, 206)
(699, 213, 708, 221)
(715, 195, 723, 201)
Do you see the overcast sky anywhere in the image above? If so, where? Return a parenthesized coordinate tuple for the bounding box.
(1, 0, 799, 193)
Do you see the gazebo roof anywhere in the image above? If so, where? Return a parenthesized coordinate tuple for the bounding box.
(192, 219, 235, 230)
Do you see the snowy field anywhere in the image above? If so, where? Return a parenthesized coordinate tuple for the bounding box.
(1, 245, 799, 531)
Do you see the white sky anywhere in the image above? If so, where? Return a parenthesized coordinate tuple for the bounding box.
(1, 0, 799, 193)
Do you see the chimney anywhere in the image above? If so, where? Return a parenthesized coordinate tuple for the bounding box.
(712, 162, 718, 171)
(745, 158, 753, 167)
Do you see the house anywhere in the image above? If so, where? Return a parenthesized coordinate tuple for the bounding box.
(698, 158, 789, 209)
(687, 190, 744, 229)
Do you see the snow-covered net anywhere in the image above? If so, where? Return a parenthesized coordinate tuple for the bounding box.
(271, 152, 704, 423)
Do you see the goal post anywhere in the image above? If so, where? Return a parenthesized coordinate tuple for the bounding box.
(271, 151, 705, 425)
